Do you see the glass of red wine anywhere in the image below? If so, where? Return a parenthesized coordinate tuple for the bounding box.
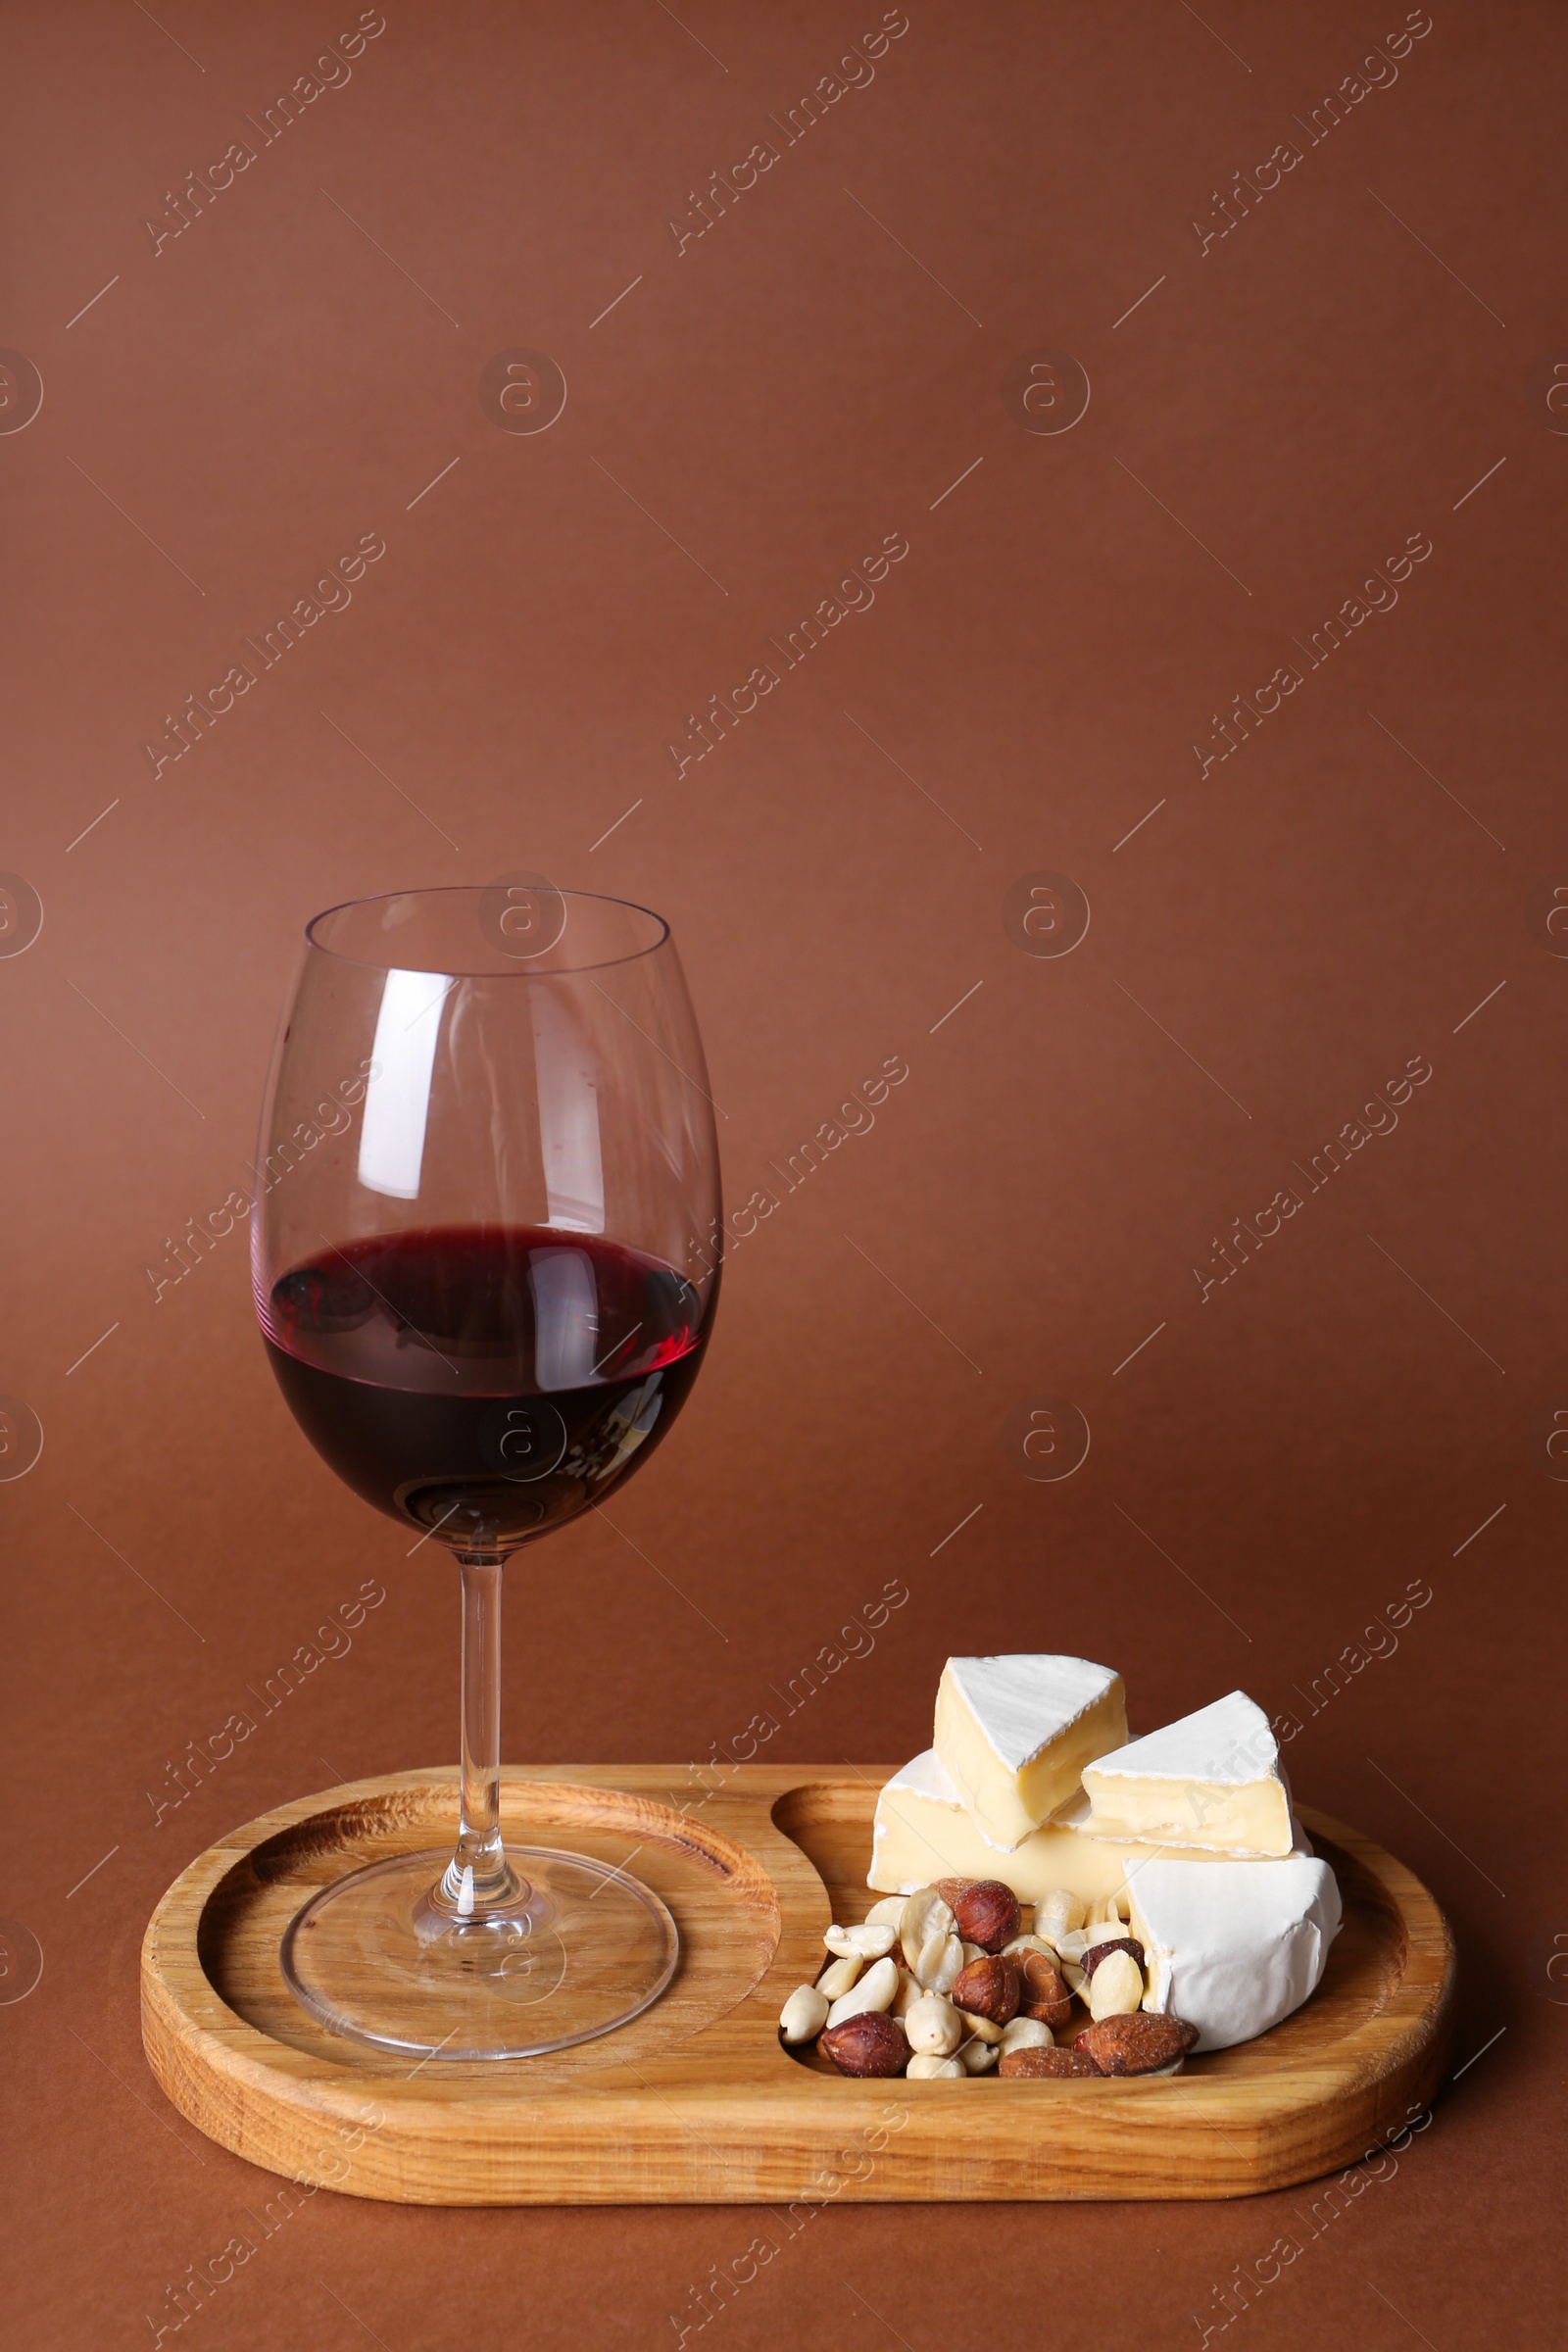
(252, 882, 720, 2058)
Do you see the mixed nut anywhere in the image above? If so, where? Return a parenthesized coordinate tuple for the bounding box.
(778, 1877, 1199, 2081)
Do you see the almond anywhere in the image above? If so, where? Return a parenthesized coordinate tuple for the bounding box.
(819, 2011, 908, 2077)
(1082, 1935, 1146, 1979)
(952, 1881, 1020, 1953)
(1012, 1948, 1072, 2029)
(999, 2044, 1102, 2079)
(1074, 2012, 1199, 2076)
(950, 1953, 1019, 2025)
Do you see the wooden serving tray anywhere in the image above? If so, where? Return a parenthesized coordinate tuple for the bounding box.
(140, 1765, 1455, 2205)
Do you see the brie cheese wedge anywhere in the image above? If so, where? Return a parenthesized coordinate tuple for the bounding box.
(1052, 1787, 1312, 1861)
(1080, 1690, 1294, 1857)
(1127, 1854, 1341, 2051)
(869, 1749, 1137, 1903)
(933, 1653, 1127, 1850)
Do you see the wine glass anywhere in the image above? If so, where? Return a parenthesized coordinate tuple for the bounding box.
(251, 882, 721, 2058)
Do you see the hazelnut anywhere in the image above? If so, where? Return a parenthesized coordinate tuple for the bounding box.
(952, 1881, 1021, 1953)
(1011, 1948, 1072, 2029)
(951, 1953, 1020, 2025)
(1005, 1947, 1067, 2023)
(818, 2011, 907, 2077)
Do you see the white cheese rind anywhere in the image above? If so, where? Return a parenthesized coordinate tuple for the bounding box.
(934, 1654, 1127, 1850)
(1080, 1690, 1293, 1857)
(1127, 1855, 1341, 2052)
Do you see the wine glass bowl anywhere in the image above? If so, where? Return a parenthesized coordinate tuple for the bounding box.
(252, 886, 720, 2057)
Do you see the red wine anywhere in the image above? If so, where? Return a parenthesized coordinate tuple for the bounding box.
(262, 1227, 712, 1554)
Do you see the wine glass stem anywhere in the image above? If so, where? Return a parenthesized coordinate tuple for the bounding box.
(436, 1556, 522, 1915)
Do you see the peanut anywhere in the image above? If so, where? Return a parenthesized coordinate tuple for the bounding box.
(826, 1954, 899, 2029)
(779, 1984, 830, 2042)
(824, 1921, 898, 1962)
(816, 1953, 861, 2000)
(905, 1992, 963, 2057)
(1088, 1948, 1144, 2021)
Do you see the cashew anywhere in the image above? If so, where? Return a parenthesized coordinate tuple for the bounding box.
(824, 1920, 898, 1962)
(958, 2037, 999, 2074)
(1036, 1887, 1086, 1948)
(999, 2015, 1054, 2056)
(1088, 1948, 1144, 2021)
(906, 2053, 965, 2080)
(905, 1992, 963, 2056)
(779, 1984, 830, 2042)
(826, 1955, 900, 2029)
(1002, 1934, 1056, 1963)
(957, 2009, 1004, 2045)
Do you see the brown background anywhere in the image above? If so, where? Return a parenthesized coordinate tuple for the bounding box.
(2, 0, 1564, 2342)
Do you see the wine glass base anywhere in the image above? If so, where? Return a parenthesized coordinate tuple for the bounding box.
(278, 1846, 679, 2060)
